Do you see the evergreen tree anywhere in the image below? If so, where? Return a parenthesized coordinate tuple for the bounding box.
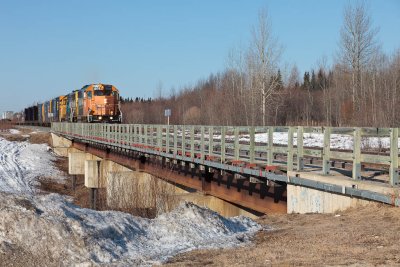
(317, 68, 326, 90)
(276, 69, 283, 90)
(310, 70, 317, 91)
(302, 71, 310, 90)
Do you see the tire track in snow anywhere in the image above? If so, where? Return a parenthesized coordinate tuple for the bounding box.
(0, 137, 62, 194)
(0, 140, 31, 193)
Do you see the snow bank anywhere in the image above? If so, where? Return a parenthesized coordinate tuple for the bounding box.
(0, 137, 64, 194)
(8, 129, 21, 134)
(0, 193, 261, 266)
(0, 136, 262, 265)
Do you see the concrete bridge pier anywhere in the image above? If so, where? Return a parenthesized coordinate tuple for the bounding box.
(51, 133, 72, 157)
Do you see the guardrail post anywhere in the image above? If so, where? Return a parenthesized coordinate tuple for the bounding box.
(249, 126, 255, 164)
(268, 126, 274, 165)
(173, 125, 178, 155)
(234, 127, 239, 160)
(182, 125, 186, 156)
(287, 127, 294, 171)
(165, 125, 170, 153)
(390, 128, 399, 185)
(353, 128, 361, 180)
(322, 127, 331, 175)
(209, 126, 214, 158)
(200, 126, 205, 159)
(118, 124, 122, 145)
(221, 126, 226, 163)
(157, 125, 162, 151)
(297, 126, 304, 171)
(190, 125, 194, 158)
(144, 125, 148, 145)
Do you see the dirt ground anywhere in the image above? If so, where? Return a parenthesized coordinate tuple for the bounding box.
(3, 127, 400, 266)
(166, 204, 400, 266)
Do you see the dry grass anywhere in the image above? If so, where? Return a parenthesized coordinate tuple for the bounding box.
(107, 172, 178, 218)
(29, 132, 51, 145)
(0, 127, 50, 145)
(166, 203, 400, 266)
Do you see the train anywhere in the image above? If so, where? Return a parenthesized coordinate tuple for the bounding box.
(24, 84, 122, 125)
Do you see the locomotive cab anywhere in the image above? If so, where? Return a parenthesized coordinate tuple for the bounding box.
(85, 84, 121, 123)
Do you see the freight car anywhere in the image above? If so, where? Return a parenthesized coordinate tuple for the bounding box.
(23, 83, 122, 125)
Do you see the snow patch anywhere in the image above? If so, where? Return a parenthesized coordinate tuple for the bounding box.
(0, 193, 261, 266)
(8, 129, 21, 135)
(0, 137, 64, 194)
(0, 137, 262, 265)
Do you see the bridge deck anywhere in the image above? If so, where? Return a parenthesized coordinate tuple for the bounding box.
(52, 123, 400, 207)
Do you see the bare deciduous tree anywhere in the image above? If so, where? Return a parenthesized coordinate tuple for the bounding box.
(338, 1, 379, 114)
(248, 9, 282, 126)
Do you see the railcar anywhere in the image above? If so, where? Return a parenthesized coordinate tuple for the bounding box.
(59, 95, 67, 121)
(23, 83, 121, 125)
(23, 106, 38, 123)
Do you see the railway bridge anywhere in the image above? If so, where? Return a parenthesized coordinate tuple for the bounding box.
(51, 123, 400, 216)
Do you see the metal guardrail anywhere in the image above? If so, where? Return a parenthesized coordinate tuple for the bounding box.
(51, 123, 400, 186)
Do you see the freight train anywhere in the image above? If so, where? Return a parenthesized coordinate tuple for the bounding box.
(24, 84, 122, 125)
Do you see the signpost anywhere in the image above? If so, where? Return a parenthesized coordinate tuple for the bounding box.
(164, 109, 171, 125)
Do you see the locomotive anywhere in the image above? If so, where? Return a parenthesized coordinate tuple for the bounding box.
(24, 84, 122, 125)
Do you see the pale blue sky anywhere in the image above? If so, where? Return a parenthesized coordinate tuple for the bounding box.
(0, 0, 399, 113)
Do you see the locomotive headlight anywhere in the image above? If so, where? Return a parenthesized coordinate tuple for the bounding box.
(99, 116, 102, 120)
(110, 116, 113, 120)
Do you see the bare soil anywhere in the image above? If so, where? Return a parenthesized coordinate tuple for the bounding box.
(166, 204, 400, 266)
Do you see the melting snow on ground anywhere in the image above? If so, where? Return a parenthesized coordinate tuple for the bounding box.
(0, 194, 260, 265)
(0, 135, 262, 265)
(0, 137, 64, 194)
(8, 129, 21, 135)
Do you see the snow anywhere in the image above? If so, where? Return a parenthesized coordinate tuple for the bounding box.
(0, 193, 261, 265)
(8, 129, 21, 135)
(0, 136, 262, 265)
(179, 130, 393, 150)
(0, 137, 64, 194)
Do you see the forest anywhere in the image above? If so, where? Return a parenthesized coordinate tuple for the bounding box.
(121, 2, 400, 127)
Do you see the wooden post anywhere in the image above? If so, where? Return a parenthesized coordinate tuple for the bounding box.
(157, 125, 162, 151)
(200, 126, 205, 159)
(221, 126, 226, 163)
(268, 126, 274, 166)
(72, 175, 77, 191)
(390, 128, 399, 185)
(190, 126, 195, 158)
(322, 127, 331, 175)
(234, 127, 239, 161)
(182, 125, 186, 156)
(89, 188, 97, 210)
(173, 125, 178, 155)
(287, 127, 294, 171)
(352, 128, 361, 180)
(165, 125, 170, 153)
(209, 127, 214, 157)
(249, 126, 255, 164)
(297, 126, 304, 171)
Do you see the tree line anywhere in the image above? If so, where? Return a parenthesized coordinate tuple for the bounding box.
(121, 2, 400, 127)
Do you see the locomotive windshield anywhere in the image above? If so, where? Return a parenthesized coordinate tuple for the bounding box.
(94, 89, 113, 96)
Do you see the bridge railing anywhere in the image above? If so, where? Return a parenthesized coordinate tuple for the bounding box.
(51, 123, 399, 186)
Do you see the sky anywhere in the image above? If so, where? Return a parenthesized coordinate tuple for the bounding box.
(0, 0, 399, 114)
